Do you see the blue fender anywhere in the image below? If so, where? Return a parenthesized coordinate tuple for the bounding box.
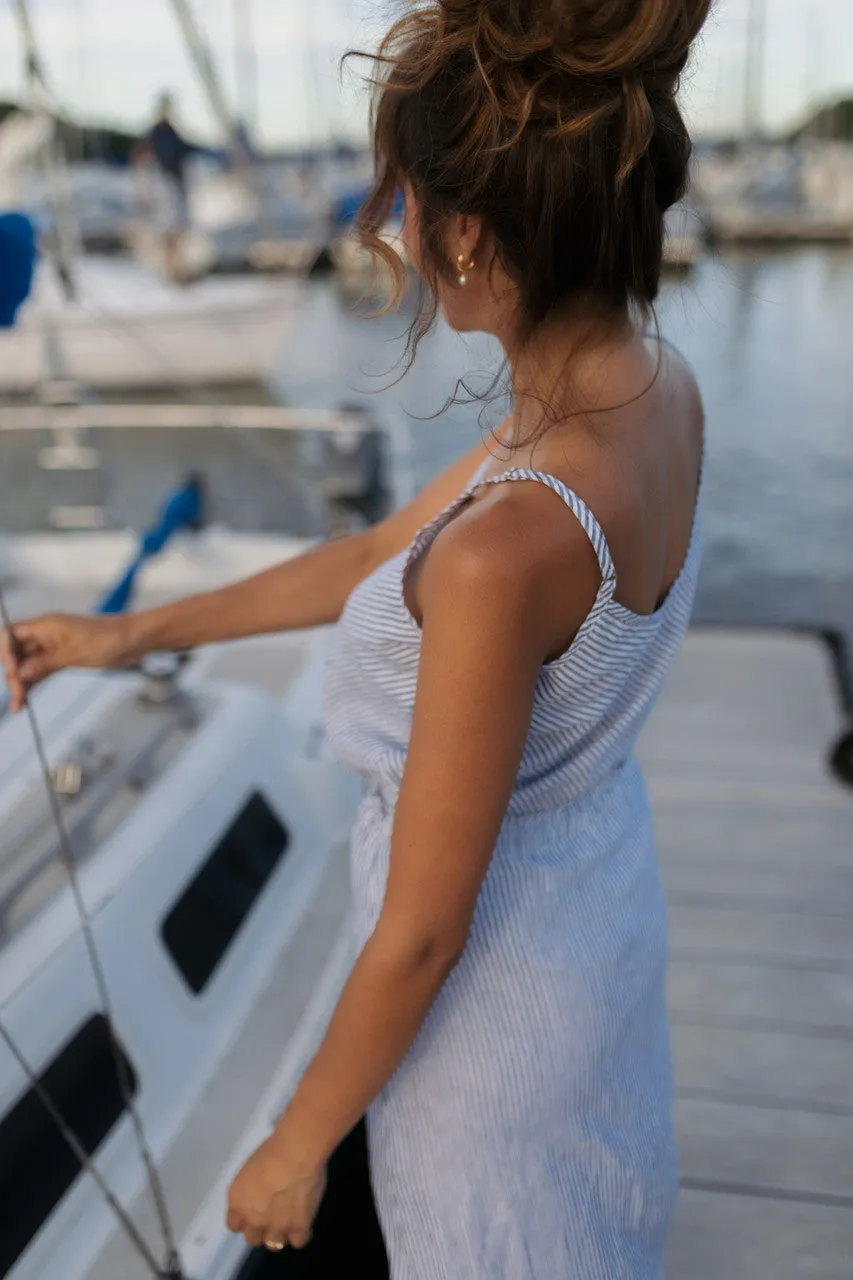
(0, 213, 37, 328)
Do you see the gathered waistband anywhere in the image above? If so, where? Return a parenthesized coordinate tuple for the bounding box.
(361, 755, 644, 828)
(361, 779, 399, 825)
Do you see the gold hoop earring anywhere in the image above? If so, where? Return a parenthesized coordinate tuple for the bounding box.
(456, 253, 475, 287)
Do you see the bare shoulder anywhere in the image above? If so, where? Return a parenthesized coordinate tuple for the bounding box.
(370, 429, 511, 566)
(654, 338, 705, 432)
(412, 481, 602, 663)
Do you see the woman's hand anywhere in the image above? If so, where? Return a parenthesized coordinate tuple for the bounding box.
(226, 1132, 327, 1253)
(1, 613, 137, 711)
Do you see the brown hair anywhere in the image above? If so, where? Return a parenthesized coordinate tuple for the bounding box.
(355, 0, 712, 352)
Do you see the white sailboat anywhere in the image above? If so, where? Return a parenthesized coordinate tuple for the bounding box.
(0, 389, 404, 1278)
(0, 251, 304, 396)
(0, 521, 364, 1280)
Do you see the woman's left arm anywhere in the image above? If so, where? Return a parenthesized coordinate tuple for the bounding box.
(226, 499, 599, 1251)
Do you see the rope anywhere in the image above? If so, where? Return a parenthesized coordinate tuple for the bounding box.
(0, 587, 183, 1277)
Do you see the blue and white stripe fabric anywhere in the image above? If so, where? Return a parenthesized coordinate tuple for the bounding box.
(324, 461, 702, 1279)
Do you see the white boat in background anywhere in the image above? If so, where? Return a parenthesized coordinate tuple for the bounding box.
(0, 255, 302, 397)
(127, 157, 334, 281)
(662, 202, 707, 271)
(330, 217, 416, 309)
(693, 142, 853, 246)
(0, 521, 364, 1280)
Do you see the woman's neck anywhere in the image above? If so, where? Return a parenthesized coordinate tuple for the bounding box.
(502, 312, 645, 445)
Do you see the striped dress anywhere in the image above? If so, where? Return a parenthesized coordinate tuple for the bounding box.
(324, 462, 702, 1279)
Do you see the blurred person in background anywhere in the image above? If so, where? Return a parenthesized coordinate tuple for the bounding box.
(146, 92, 196, 283)
(3, 0, 712, 1274)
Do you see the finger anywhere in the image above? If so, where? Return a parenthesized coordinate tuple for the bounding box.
(0, 631, 21, 682)
(6, 669, 38, 714)
(242, 1226, 266, 1249)
(1, 624, 42, 664)
(263, 1234, 288, 1253)
(1, 629, 46, 693)
(267, 1187, 318, 1251)
(288, 1225, 313, 1250)
(1, 666, 27, 713)
(0, 627, 21, 663)
(226, 1208, 245, 1235)
(18, 656, 49, 684)
(1, 666, 24, 712)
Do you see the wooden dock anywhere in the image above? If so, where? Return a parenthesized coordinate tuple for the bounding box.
(637, 629, 853, 1278)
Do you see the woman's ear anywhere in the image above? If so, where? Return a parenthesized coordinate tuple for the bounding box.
(444, 214, 484, 281)
(457, 214, 483, 266)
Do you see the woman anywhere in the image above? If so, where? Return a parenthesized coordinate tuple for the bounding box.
(2, 1, 710, 1275)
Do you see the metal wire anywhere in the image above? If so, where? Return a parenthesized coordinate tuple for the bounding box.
(0, 586, 183, 1277)
(0, 1017, 165, 1277)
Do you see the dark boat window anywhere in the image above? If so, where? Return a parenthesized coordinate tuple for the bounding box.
(162, 792, 290, 994)
(0, 1014, 137, 1276)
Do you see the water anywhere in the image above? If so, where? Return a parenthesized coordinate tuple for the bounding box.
(275, 248, 853, 694)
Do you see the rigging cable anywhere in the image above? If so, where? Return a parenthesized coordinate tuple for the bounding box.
(0, 584, 184, 1278)
(0, 1018, 171, 1278)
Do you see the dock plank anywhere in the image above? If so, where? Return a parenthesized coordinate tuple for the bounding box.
(666, 1190, 853, 1280)
(673, 1023, 853, 1109)
(653, 799, 853, 867)
(668, 904, 853, 966)
(675, 1098, 853, 1202)
(638, 629, 853, 1278)
(660, 856, 853, 911)
(668, 961, 853, 1034)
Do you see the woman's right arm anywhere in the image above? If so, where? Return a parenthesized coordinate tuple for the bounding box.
(1, 440, 492, 708)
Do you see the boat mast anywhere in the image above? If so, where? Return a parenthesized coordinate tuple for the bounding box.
(166, 0, 245, 155)
(7, 0, 79, 290)
(743, 0, 767, 143)
(233, 0, 258, 139)
(9, 0, 39, 76)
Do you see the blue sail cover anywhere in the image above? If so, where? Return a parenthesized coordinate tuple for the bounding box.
(0, 213, 37, 328)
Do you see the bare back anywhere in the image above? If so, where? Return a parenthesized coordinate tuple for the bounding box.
(475, 339, 704, 620)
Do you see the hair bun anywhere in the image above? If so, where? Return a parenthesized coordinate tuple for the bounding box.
(439, 0, 711, 87)
(356, 0, 709, 343)
(432, 0, 710, 181)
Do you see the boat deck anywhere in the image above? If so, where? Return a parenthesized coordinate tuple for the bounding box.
(637, 629, 853, 1278)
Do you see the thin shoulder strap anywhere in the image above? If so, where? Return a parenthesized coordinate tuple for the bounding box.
(467, 454, 493, 488)
(480, 468, 617, 591)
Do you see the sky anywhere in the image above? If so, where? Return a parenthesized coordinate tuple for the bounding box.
(0, 0, 851, 147)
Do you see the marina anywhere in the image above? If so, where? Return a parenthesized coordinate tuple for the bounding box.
(0, 0, 852, 1274)
(0, 293, 851, 1273)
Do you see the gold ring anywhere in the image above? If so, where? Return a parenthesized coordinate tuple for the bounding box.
(264, 1240, 285, 1252)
